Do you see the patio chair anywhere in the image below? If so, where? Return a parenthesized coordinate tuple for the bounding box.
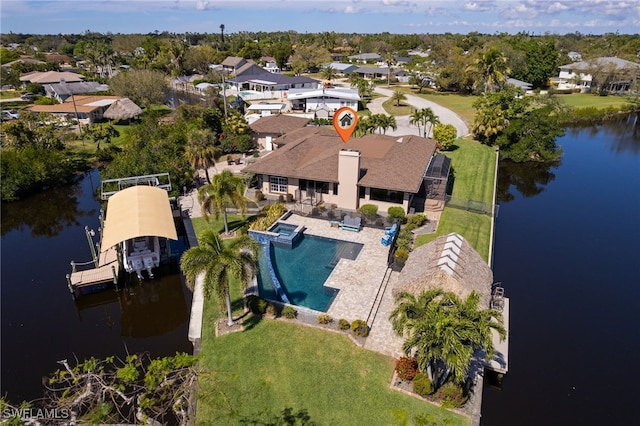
(381, 234, 393, 246)
(385, 223, 398, 236)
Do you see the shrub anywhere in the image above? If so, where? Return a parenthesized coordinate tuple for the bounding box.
(249, 203, 287, 231)
(278, 194, 285, 203)
(394, 248, 409, 266)
(412, 373, 433, 397)
(282, 306, 297, 319)
(338, 319, 350, 330)
(350, 319, 369, 337)
(407, 213, 427, 227)
(246, 295, 268, 315)
(359, 204, 378, 219)
(395, 357, 419, 381)
(286, 193, 294, 202)
(387, 206, 406, 222)
(435, 383, 468, 408)
(255, 190, 265, 202)
(395, 229, 414, 252)
(253, 152, 260, 158)
(266, 303, 281, 317)
(433, 123, 457, 151)
(317, 314, 333, 324)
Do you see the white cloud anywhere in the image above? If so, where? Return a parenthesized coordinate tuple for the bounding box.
(344, 5, 363, 13)
(464, 2, 493, 12)
(196, 1, 208, 10)
(547, 2, 570, 13)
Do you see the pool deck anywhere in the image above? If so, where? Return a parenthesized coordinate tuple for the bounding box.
(282, 215, 405, 358)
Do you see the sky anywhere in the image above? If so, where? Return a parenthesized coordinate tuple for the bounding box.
(0, 0, 639, 35)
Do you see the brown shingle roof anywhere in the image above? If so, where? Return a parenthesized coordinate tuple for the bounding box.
(249, 115, 310, 135)
(243, 127, 437, 193)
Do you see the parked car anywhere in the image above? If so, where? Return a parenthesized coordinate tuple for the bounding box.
(1, 110, 20, 120)
(20, 93, 36, 101)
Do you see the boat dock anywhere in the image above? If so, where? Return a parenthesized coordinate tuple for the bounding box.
(488, 296, 509, 374)
(66, 241, 120, 296)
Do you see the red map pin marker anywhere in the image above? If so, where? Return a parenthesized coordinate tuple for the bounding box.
(333, 107, 358, 143)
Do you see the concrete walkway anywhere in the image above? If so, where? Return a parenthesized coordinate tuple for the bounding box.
(369, 86, 470, 138)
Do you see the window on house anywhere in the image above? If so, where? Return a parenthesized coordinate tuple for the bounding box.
(269, 176, 288, 193)
(334, 183, 339, 195)
(370, 188, 404, 204)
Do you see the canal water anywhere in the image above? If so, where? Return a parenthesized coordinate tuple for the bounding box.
(482, 114, 640, 425)
(0, 169, 193, 404)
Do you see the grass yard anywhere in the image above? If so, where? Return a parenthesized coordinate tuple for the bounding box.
(190, 214, 255, 239)
(417, 138, 497, 261)
(556, 93, 632, 109)
(394, 88, 478, 126)
(196, 316, 468, 426)
(382, 98, 413, 116)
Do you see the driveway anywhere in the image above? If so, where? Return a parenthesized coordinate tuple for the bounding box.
(369, 86, 470, 138)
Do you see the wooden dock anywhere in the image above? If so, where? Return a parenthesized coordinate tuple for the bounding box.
(487, 297, 509, 374)
(67, 245, 119, 292)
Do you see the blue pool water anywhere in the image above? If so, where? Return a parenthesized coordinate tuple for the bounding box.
(257, 234, 363, 312)
(270, 222, 297, 236)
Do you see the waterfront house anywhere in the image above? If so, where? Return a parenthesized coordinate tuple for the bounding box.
(556, 57, 640, 92)
(242, 127, 438, 213)
(26, 95, 121, 124)
(286, 87, 360, 115)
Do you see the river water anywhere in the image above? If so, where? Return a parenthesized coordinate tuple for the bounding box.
(0, 169, 193, 403)
(482, 114, 640, 425)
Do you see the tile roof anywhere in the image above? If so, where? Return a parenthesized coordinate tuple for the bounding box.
(243, 127, 436, 193)
(19, 71, 84, 84)
(249, 115, 310, 134)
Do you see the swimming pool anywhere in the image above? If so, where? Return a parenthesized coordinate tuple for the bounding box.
(257, 234, 363, 312)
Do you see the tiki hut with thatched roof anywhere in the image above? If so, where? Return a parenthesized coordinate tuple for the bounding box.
(393, 233, 493, 309)
(103, 98, 143, 121)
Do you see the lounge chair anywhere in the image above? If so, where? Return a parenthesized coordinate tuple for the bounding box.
(381, 234, 393, 246)
(339, 215, 361, 232)
(385, 223, 398, 236)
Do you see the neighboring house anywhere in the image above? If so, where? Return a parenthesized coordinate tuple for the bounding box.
(249, 114, 310, 151)
(19, 71, 84, 85)
(556, 57, 640, 92)
(287, 87, 360, 115)
(26, 95, 121, 124)
(227, 73, 319, 93)
(408, 49, 430, 58)
(353, 66, 393, 80)
(236, 60, 270, 77)
(261, 56, 280, 73)
(221, 56, 247, 75)
(1, 57, 46, 68)
(506, 78, 532, 92)
(44, 81, 109, 103)
(242, 127, 438, 213)
(321, 62, 358, 75)
(348, 53, 382, 64)
(44, 54, 71, 66)
(393, 55, 411, 65)
(393, 69, 410, 83)
(246, 102, 287, 117)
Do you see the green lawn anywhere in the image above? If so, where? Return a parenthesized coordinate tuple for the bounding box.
(394, 88, 478, 126)
(197, 317, 468, 426)
(190, 214, 255, 238)
(190, 215, 467, 426)
(416, 138, 497, 261)
(555, 93, 632, 109)
(382, 98, 413, 116)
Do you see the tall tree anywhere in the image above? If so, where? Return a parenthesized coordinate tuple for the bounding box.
(320, 64, 338, 83)
(219, 24, 225, 44)
(180, 231, 257, 326)
(198, 169, 247, 235)
(184, 129, 219, 184)
(467, 47, 511, 94)
(385, 52, 396, 87)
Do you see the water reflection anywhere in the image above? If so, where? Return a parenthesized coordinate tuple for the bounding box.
(0, 170, 99, 237)
(74, 266, 189, 339)
(497, 158, 560, 202)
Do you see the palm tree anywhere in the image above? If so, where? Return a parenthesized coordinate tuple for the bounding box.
(409, 109, 423, 137)
(467, 48, 511, 94)
(390, 90, 406, 107)
(385, 52, 396, 87)
(390, 289, 505, 389)
(219, 24, 225, 44)
(180, 231, 257, 326)
(421, 107, 440, 139)
(185, 129, 219, 184)
(320, 65, 338, 83)
(198, 170, 247, 235)
(371, 113, 397, 135)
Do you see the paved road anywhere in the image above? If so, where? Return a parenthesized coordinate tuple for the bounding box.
(368, 86, 470, 138)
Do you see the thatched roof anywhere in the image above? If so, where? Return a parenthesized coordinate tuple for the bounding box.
(393, 233, 493, 308)
(103, 98, 143, 120)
